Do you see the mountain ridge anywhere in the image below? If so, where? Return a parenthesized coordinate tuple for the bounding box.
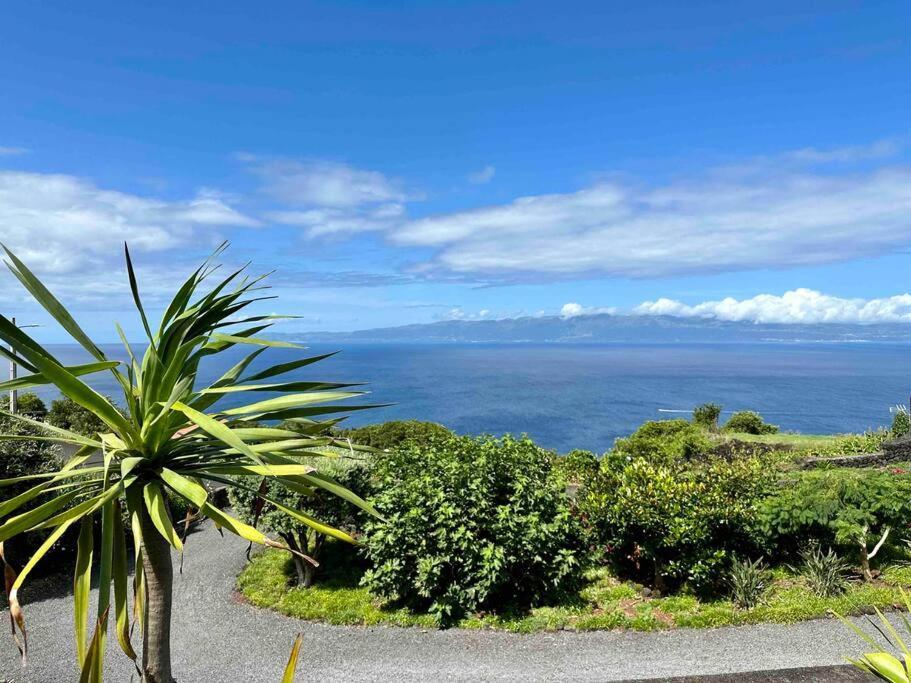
(287, 313, 911, 344)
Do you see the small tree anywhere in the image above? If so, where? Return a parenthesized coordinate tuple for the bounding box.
(0, 243, 378, 681)
(48, 396, 110, 436)
(0, 391, 47, 418)
(693, 403, 722, 431)
(230, 456, 370, 587)
(892, 405, 911, 438)
(760, 468, 911, 580)
(724, 410, 778, 435)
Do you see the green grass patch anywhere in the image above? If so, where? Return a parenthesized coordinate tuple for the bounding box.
(237, 550, 911, 633)
(723, 429, 891, 458)
(726, 432, 841, 448)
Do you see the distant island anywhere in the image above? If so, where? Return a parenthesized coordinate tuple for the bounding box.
(293, 313, 911, 344)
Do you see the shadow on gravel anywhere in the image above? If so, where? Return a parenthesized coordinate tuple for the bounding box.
(637, 664, 868, 682)
(0, 519, 209, 608)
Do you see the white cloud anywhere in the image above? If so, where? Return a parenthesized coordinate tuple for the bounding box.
(0, 146, 28, 156)
(444, 307, 495, 321)
(266, 203, 405, 237)
(560, 302, 617, 318)
(785, 139, 902, 164)
(390, 164, 911, 279)
(468, 165, 496, 184)
(245, 157, 415, 236)
(0, 170, 259, 275)
(633, 289, 911, 324)
(250, 159, 407, 208)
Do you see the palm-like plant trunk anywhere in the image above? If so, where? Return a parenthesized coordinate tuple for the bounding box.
(140, 508, 176, 683)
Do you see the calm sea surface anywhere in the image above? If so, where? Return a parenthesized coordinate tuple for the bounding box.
(28, 342, 911, 453)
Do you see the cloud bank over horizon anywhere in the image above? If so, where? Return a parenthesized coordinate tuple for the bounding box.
(4, 139, 911, 333)
(629, 289, 911, 324)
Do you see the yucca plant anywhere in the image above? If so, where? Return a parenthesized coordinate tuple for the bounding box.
(727, 556, 767, 610)
(840, 590, 911, 682)
(800, 545, 850, 598)
(0, 243, 378, 682)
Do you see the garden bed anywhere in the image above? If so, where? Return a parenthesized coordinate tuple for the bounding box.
(238, 549, 911, 633)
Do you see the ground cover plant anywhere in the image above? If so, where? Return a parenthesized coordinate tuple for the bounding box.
(0, 243, 378, 682)
(239, 548, 911, 632)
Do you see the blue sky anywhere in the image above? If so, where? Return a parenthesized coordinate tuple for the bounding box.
(2, 0, 911, 340)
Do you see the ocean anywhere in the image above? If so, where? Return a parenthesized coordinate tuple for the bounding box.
(24, 342, 911, 454)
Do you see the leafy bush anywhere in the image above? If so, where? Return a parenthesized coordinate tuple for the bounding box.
(0, 399, 68, 568)
(693, 403, 722, 431)
(552, 449, 600, 485)
(47, 395, 109, 436)
(800, 545, 849, 597)
(893, 405, 911, 438)
(612, 419, 713, 465)
(724, 410, 778, 435)
(580, 456, 773, 593)
(0, 392, 47, 418)
(760, 469, 911, 578)
(335, 420, 452, 451)
(728, 557, 767, 609)
(230, 457, 371, 586)
(361, 434, 585, 622)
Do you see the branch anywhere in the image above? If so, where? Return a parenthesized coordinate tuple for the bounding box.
(869, 526, 892, 559)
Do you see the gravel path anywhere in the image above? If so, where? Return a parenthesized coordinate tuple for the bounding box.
(0, 521, 885, 682)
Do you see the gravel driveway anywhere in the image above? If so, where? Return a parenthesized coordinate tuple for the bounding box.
(0, 521, 883, 681)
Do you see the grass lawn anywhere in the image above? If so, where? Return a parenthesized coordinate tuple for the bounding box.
(722, 430, 891, 458)
(725, 432, 842, 448)
(238, 549, 911, 633)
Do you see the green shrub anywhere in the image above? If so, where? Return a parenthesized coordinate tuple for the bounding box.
(799, 546, 849, 597)
(724, 411, 778, 435)
(361, 434, 585, 622)
(728, 557, 767, 609)
(760, 469, 911, 578)
(693, 403, 722, 431)
(47, 395, 109, 436)
(552, 449, 600, 485)
(230, 456, 371, 587)
(0, 392, 47, 418)
(335, 420, 452, 451)
(612, 419, 713, 464)
(892, 406, 911, 438)
(580, 456, 773, 593)
(0, 400, 68, 569)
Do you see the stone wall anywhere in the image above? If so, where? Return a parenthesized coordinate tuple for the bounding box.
(884, 435, 911, 460)
(802, 435, 911, 469)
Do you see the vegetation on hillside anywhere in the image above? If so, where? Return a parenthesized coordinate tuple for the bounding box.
(237, 403, 911, 634)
